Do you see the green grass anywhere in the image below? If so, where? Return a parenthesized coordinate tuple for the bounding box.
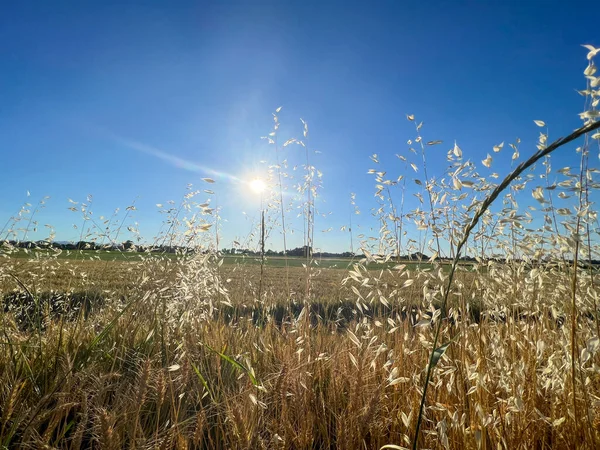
(3, 248, 474, 271)
(223, 254, 357, 269)
(3, 248, 179, 261)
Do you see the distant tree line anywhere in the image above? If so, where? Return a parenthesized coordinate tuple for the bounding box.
(0, 239, 190, 254)
(3, 240, 600, 266)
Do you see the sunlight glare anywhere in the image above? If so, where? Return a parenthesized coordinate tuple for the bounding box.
(249, 178, 266, 194)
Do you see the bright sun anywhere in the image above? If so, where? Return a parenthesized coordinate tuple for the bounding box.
(249, 178, 266, 194)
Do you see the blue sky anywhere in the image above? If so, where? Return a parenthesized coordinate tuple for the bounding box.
(1, 0, 598, 254)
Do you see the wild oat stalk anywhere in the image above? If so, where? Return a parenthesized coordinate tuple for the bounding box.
(272, 107, 291, 297)
(411, 118, 600, 449)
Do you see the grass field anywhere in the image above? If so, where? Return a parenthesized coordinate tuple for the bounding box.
(1, 251, 598, 449)
(5, 248, 464, 270)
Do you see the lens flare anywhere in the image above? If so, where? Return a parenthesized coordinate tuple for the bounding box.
(249, 178, 266, 194)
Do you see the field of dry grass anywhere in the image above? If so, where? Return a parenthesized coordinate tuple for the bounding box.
(1, 254, 599, 449)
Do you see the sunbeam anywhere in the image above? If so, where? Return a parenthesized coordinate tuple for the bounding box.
(111, 134, 242, 184)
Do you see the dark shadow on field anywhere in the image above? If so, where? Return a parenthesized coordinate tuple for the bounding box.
(215, 298, 592, 331)
(3, 290, 595, 333)
(2, 291, 106, 330)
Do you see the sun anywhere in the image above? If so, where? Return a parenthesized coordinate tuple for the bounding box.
(249, 178, 266, 194)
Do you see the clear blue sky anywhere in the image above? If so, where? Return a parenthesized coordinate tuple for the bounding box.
(1, 0, 597, 253)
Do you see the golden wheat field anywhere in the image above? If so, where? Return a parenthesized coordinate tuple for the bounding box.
(1, 249, 600, 449)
